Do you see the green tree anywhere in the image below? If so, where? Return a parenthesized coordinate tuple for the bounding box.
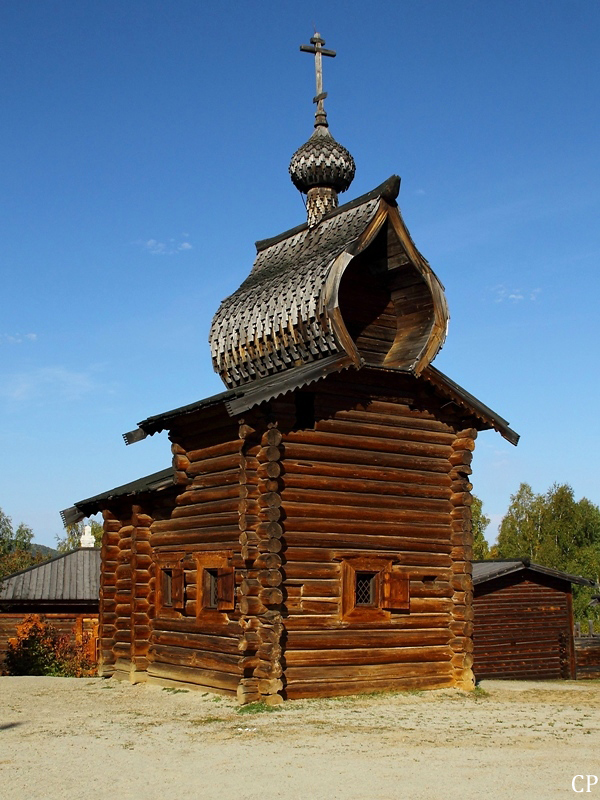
(0, 508, 42, 580)
(471, 495, 490, 560)
(55, 519, 103, 552)
(495, 482, 600, 625)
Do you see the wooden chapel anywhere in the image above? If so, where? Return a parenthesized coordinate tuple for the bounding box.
(63, 33, 518, 704)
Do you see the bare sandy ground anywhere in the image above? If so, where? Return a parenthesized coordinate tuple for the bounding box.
(1, 676, 599, 800)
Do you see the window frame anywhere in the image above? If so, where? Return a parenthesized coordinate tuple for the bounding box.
(340, 556, 409, 621)
(156, 553, 185, 619)
(195, 551, 235, 621)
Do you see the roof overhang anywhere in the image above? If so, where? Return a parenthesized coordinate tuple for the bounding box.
(61, 467, 175, 526)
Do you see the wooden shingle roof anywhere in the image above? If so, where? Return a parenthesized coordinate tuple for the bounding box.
(0, 548, 101, 603)
(209, 175, 449, 397)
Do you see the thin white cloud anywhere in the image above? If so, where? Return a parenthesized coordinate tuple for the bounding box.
(138, 234, 193, 256)
(0, 366, 98, 403)
(492, 284, 541, 304)
(0, 333, 37, 345)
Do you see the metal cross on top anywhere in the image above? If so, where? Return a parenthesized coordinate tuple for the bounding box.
(299, 32, 336, 125)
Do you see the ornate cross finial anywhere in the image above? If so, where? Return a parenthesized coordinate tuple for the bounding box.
(299, 32, 336, 127)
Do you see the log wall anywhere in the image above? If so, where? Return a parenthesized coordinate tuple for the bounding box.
(145, 409, 244, 695)
(272, 374, 476, 699)
(97, 371, 481, 700)
(472, 572, 575, 680)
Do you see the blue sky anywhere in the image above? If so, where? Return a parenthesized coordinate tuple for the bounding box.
(1, 1, 599, 548)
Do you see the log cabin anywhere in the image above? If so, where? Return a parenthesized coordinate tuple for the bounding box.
(472, 559, 593, 681)
(62, 33, 519, 703)
(0, 544, 100, 669)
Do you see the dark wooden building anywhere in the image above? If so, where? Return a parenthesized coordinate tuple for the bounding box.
(0, 547, 101, 668)
(472, 559, 592, 681)
(63, 33, 518, 703)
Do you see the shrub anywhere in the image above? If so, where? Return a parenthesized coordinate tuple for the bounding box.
(5, 614, 96, 677)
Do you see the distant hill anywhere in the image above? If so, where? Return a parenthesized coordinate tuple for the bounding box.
(31, 543, 59, 559)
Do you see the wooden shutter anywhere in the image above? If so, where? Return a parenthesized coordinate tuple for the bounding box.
(380, 571, 409, 610)
(217, 567, 235, 611)
(171, 567, 185, 610)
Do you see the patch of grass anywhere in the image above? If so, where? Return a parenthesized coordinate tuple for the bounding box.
(237, 702, 281, 714)
(162, 687, 189, 694)
(211, 695, 222, 702)
(473, 686, 490, 699)
(101, 683, 114, 689)
(190, 716, 223, 726)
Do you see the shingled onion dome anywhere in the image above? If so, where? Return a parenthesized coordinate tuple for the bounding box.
(289, 124, 355, 226)
(289, 32, 355, 227)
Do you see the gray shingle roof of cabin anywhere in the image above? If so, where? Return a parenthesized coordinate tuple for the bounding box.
(0, 548, 101, 603)
(473, 559, 593, 587)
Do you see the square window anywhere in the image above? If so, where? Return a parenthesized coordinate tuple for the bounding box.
(355, 572, 377, 606)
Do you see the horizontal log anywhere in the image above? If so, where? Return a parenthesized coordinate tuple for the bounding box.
(286, 627, 452, 650)
(149, 643, 240, 673)
(284, 474, 451, 505)
(186, 468, 240, 490)
(186, 453, 241, 477)
(280, 486, 451, 513)
(153, 616, 241, 637)
(172, 497, 240, 519)
(283, 522, 450, 541)
(285, 660, 454, 682)
(334, 404, 454, 433)
(281, 501, 450, 527)
(150, 528, 240, 547)
(286, 429, 453, 461)
(146, 662, 239, 692)
(282, 442, 451, 473)
(300, 599, 340, 614)
(314, 417, 456, 446)
(283, 459, 451, 488)
(152, 512, 238, 533)
(284, 672, 455, 698)
(176, 484, 240, 507)
(186, 440, 241, 463)
(285, 644, 452, 667)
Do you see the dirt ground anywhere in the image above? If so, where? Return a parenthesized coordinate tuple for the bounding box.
(1, 676, 599, 800)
